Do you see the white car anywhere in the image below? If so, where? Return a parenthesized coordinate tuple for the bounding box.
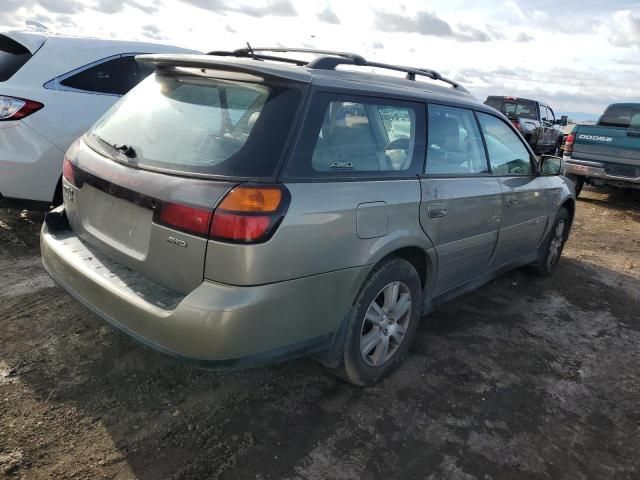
(0, 31, 195, 209)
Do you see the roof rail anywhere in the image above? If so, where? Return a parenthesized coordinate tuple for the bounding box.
(206, 46, 467, 92)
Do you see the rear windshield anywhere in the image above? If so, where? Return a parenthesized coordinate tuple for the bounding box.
(0, 35, 32, 82)
(484, 97, 537, 120)
(598, 104, 640, 129)
(90, 72, 302, 177)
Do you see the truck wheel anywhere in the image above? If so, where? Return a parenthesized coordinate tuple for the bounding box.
(529, 207, 570, 277)
(331, 257, 422, 386)
(566, 174, 584, 198)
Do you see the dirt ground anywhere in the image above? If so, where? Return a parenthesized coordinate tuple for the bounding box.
(1, 187, 639, 479)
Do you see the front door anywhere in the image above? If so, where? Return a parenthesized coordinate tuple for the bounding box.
(419, 104, 502, 294)
(476, 112, 553, 268)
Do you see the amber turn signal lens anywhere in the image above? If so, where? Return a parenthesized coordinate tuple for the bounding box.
(219, 186, 282, 212)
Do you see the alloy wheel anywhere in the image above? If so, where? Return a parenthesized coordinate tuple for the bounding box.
(360, 281, 412, 367)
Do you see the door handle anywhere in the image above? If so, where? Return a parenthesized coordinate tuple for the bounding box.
(627, 131, 640, 138)
(506, 195, 519, 207)
(428, 203, 447, 218)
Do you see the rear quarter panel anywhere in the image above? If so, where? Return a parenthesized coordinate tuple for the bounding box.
(204, 180, 433, 286)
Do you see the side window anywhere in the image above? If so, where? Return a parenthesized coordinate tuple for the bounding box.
(539, 105, 548, 122)
(426, 104, 489, 175)
(286, 93, 425, 178)
(547, 107, 555, 123)
(477, 112, 533, 176)
(60, 55, 154, 95)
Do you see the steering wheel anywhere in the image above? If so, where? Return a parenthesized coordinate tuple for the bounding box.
(384, 137, 411, 152)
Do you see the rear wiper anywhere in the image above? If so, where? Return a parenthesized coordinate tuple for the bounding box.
(94, 134, 137, 159)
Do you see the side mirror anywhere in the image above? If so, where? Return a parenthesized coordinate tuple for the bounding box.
(540, 155, 563, 175)
(560, 115, 568, 126)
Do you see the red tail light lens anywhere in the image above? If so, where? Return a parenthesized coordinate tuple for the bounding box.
(0, 95, 43, 121)
(209, 185, 289, 243)
(62, 156, 76, 186)
(564, 133, 575, 155)
(157, 202, 212, 236)
(154, 185, 289, 243)
(209, 212, 271, 242)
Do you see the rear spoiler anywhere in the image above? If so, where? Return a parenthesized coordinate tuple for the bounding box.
(135, 53, 312, 84)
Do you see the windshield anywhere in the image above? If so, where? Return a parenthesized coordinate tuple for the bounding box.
(484, 97, 538, 120)
(90, 72, 302, 177)
(599, 104, 640, 129)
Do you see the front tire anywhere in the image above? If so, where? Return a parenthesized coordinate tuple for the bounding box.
(529, 207, 570, 277)
(332, 257, 422, 386)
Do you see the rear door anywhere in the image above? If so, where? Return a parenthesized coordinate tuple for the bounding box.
(476, 112, 552, 267)
(419, 104, 502, 294)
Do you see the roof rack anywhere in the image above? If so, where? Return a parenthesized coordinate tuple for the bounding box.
(206, 46, 467, 92)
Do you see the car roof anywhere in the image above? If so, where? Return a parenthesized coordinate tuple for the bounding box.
(138, 53, 488, 110)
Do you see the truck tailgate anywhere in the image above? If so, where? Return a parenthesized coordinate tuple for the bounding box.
(572, 125, 640, 167)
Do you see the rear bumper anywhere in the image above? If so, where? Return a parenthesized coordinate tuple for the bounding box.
(41, 213, 367, 366)
(563, 157, 640, 186)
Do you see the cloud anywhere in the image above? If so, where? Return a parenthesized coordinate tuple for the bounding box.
(37, 0, 85, 15)
(456, 23, 490, 42)
(317, 6, 340, 24)
(141, 24, 167, 40)
(610, 10, 640, 47)
(179, 0, 296, 17)
(225, 24, 236, 33)
(371, 41, 384, 50)
(516, 32, 533, 42)
(373, 10, 493, 43)
(94, 0, 160, 15)
(454, 66, 638, 116)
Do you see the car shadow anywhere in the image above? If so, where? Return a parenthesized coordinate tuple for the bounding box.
(5, 255, 639, 479)
(578, 186, 640, 218)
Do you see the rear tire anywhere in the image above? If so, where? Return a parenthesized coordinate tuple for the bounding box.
(529, 207, 570, 277)
(330, 257, 422, 386)
(553, 139, 562, 157)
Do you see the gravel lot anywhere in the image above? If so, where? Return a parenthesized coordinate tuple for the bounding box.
(1, 188, 639, 479)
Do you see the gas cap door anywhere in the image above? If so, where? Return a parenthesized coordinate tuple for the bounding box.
(356, 201, 388, 239)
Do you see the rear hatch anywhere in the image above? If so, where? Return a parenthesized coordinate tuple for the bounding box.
(63, 60, 305, 294)
(572, 105, 640, 173)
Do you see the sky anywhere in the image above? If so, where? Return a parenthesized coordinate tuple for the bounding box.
(2, 0, 639, 119)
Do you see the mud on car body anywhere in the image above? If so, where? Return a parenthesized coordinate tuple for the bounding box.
(42, 48, 575, 385)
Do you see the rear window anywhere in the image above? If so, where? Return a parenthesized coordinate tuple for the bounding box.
(484, 97, 537, 120)
(89, 73, 302, 177)
(599, 104, 640, 129)
(0, 35, 32, 82)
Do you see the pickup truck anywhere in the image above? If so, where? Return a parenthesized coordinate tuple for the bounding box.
(564, 103, 640, 196)
(484, 96, 567, 155)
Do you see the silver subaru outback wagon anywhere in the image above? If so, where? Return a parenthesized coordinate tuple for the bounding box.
(41, 48, 575, 386)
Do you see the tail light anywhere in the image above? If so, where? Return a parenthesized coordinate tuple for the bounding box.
(62, 156, 77, 186)
(510, 118, 521, 131)
(564, 133, 575, 156)
(155, 184, 289, 244)
(0, 95, 43, 121)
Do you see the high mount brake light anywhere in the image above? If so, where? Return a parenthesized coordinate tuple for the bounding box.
(0, 95, 43, 121)
(154, 185, 290, 243)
